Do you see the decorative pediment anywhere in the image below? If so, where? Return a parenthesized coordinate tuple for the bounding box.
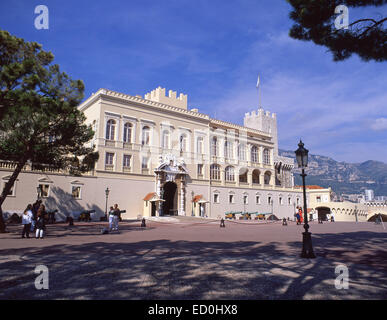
(155, 154, 188, 175)
(38, 177, 53, 183)
(70, 180, 84, 185)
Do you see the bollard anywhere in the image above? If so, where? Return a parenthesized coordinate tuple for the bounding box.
(141, 218, 146, 228)
(220, 218, 225, 228)
(67, 217, 74, 226)
(282, 218, 287, 226)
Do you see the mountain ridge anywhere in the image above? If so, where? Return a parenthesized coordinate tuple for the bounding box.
(279, 149, 387, 196)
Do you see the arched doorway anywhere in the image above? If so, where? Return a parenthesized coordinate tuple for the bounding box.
(317, 207, 331, 221)
(162, 182, 178, 216)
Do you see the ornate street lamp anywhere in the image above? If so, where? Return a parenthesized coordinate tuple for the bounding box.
(295, 140, 316, 258)
(191, 191, 195, 216)
(105, 187, 110, 220)
(36, 186, 41, 200)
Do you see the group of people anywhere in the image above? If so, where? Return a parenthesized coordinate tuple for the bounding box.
(295, 206, 304, 225)
(21, 200, 46, 239)
(108, 204, 121, 232)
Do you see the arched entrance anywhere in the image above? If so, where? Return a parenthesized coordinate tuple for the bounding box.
(162, 182, 178, 216)
(317, 207, 331, 221)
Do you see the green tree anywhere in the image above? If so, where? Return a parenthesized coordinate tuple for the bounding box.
(0, 30, 98, 233)
(286, 0, 387, 61)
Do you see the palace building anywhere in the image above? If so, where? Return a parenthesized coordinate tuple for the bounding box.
(1, 86, 345, 221)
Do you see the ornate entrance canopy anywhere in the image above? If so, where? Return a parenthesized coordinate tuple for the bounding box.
(154, 154, 188, 181)
(154, 154, 189, 216)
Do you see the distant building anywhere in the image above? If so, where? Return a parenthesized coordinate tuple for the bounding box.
(341, 193, 365, 203)
(365, 189, 374, 202)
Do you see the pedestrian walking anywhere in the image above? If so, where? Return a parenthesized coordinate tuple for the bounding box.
(108, 206, 115, 231)
(35, 205, 46, 239)
(112, 204, 120, 231)
(21, 205, 33, 238)
(31, 199, 41, 232)
(298, 207, 303, 224)
(35, 212, 46, 239)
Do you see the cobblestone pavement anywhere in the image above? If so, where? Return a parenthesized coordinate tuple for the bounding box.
(0, 219, 386, 300)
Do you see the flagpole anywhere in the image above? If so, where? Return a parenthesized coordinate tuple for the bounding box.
(256, 75, 261, 108)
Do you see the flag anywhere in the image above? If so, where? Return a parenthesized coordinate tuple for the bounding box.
(256, 75, 260, 88)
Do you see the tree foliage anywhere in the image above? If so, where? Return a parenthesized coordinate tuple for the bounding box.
(0, 30, 98, 232)
(287, 0, 387, 61)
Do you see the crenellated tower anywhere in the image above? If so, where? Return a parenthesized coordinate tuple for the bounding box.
(243, 108, 278, 157)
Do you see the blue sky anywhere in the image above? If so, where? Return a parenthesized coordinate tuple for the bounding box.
(1, 0, 386, 163)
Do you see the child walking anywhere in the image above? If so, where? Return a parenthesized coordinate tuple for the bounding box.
(21, 205, 33, 238)
(35, 209, 46, 239)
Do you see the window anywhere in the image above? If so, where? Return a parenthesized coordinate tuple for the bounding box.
(105, 152, 114, 165)
(279, 197, 283, 205)
(316, 196, 321, 203)
(264, 172, 271, 185)
(197, 164, 203, 176)
(229, 194, 235, 204)
(263, 148, 271, 165)
(252, 170, 260, 184)
(243, 195, 248, 205)
(197, 137, 204, 155)
(251, 145, 259, 163)
(288, 197, 292, 205)
(38, 184, 50, 198)
(142, 157, 149, 169)
(224, 140, 233, 159)
(225, 166, 235, 182)
(210, 164, 220, 180)
(238, 143, 246, 161)
(142, 126, 150, 146)
(213, 193, 220, 203)
(123, 155, 131, 168)
(256, 195, 260, 204)
(296, 198, 300, 205)
(239, 168, 248, 183)
(211, 137, 218, 156)
(180, 134, 187, 152)
(123, 123, 132, 143)
(268, 196, 272, 205)
(106, 119, 116, 140)
(72, 186, 81, 199)
(162, 130, 170, 149)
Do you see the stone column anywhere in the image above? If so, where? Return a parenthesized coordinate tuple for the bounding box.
(248, 171, 253, 187)
(270, 171, 275, 188)
(156, 175, 162, 217)
(179, 180, 185, 215)
(260, 173, 265, 188)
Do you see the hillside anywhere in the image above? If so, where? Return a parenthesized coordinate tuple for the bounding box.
(279, 150, 387, 196)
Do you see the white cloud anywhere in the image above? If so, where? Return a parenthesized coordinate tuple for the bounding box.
(370, 118, 387, 131)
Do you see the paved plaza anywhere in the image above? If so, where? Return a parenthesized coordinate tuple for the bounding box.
(0, 218, 386, 300)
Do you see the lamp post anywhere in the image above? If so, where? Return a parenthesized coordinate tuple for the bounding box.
(105, 187, 110, 220)
(295, 140, 316, 259)
(36, 186, 41, 201)
(191, 191, 195, 216)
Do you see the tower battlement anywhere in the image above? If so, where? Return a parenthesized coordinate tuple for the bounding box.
(144, 87, 188, 110)
(244, 107, 278, 156)
(244, 108, 276, 120)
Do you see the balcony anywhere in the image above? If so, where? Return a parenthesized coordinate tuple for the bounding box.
(122, 166, 131, 173)
(105, 164, 114, 171)
(123, 142, 133, 150)
(105, 140, 115, 147)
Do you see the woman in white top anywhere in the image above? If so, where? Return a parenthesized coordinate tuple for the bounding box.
(22, 204, 33, 238)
